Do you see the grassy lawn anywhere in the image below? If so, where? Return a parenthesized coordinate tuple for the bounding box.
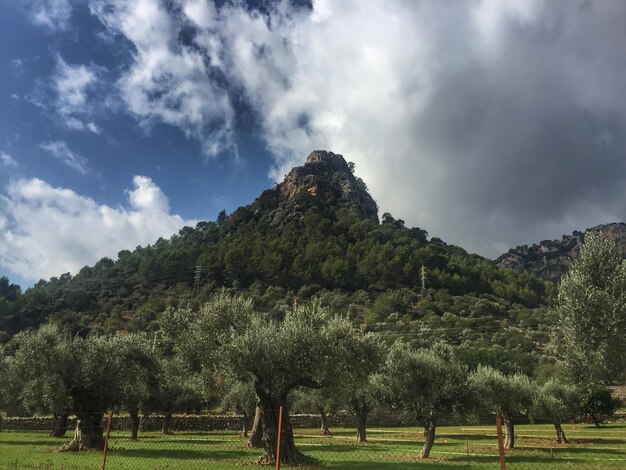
(0, 423, 625, 469)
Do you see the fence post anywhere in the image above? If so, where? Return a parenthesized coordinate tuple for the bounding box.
(495, 415, 507, 470)
(100, 411, 113, 470)
(275, 406, 283, 470)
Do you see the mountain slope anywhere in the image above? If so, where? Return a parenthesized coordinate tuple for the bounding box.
(0, 151, 558, 374)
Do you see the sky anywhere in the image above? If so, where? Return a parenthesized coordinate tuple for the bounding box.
(1, 0, 626, 288)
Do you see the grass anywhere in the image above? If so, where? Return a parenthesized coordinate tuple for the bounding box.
(1, 423, 625, 469)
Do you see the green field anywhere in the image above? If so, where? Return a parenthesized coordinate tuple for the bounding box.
(1, 423, 625, 469)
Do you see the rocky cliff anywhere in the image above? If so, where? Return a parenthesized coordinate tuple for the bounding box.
(496, 223, 626, 281)
(229, 150, 379, 227)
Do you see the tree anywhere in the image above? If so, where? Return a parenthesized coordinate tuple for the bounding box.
(580, 385, 621, 427)
(220, 378, 257, 437)
(469, 366, 534, 449)
(224, 302, 357, 464)
(291, 387, 338, 436)
(554, 232, 626, 385)
(8, 325, 157, 451)
(379, 343, 468, 458)
(335, 332, 385, 443)
(6, 324, 71, 437)
(531, 379, 581, 443)
(116, 334, 160, 441)
(165, 292, 361, 465)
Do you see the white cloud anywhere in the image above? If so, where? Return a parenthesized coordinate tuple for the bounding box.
(27, 0, 72, 31)
(0, 152, 18, 169)
(90, 0, 235, 157)
(85, 0, 626, 256)
(53, 56, 101, 133)
(40, 141, 89, 174)
(0, 176, 195, 281)
(211, 0, 626, 256)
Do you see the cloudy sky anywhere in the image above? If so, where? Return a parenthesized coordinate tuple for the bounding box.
(1, 0, 625, 287)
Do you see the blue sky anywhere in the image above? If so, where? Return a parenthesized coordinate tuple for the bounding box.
(2, 0, 626, 288)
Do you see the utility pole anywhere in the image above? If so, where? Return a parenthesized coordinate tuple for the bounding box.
(192, 265, 202, 297)
(420, 265, 427, 295)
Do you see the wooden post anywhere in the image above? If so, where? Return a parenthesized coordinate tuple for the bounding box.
(495, 415, 507, 470)
(275, 406, 283, 470)
(100, 411, 113, 470)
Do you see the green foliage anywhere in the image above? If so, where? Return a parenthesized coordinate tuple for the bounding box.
(554, 232, 626, 385)
(378, 342, 468, 421)
(531, 379, 581, 424)
(468, 366, 534, 419)
(6, 325, 158, 416)
(220, 378, 256, 417)
(580, 385, 622, 426)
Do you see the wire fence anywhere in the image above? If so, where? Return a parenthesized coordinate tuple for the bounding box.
(0, 412, 624, 469)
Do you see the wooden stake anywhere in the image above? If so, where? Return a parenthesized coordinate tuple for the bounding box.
(496, 415, 507, 470)
(275, 406, 283, 470)
(100, 411, 113, 470)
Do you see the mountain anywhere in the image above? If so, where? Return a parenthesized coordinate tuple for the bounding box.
(495, 223, 626, 281)
(0, 150, 557, 374)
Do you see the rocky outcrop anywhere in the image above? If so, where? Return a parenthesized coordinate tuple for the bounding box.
(496, 223, 626, 281)
(228, 151, 378, 228)
(277, 150, 378, 223)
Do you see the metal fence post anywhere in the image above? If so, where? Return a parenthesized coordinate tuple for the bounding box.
(275, 406, 283, 470)
(100, 411, 113, 470)
(495, 415, 507, 470)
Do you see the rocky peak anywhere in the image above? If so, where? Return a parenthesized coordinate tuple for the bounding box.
(496, 222, 626, 281)
(275, 150, 379, 223)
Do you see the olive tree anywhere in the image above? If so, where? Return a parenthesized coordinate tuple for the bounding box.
(7, 324, 71, 437)
(554, 232, 626, 385)
(469, 366, 534, 449)
(291, 332, 384, 442)
(8, 325, 157, 451)
(379, 342, 468, 459)
(225, 303, 357, 464)
(337, 332, 385, 443)
(531, 379, 581, 443)
(220, 377, 257, 437)
(163, 291, 362, 465)
(291, 387, 339, 436)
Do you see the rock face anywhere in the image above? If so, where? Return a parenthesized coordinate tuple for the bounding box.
(277, 150, 378, 222)
(230, 150, 379, 227)
(496, 223, 626, 281)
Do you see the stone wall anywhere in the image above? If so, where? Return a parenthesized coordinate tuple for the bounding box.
(0, 413, 417, 432)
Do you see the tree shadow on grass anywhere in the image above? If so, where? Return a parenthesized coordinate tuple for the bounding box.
(109, 447, 252, 461)
(319, 459, 491, 469)
(0, 440, 66, 448)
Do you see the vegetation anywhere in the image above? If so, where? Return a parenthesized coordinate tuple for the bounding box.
(468, 366, 534, 449)
(6, 327, 158, 450)
(0, 165, 623, 467)
(378, 342, 469, 458)
(554, 232, 626, 385)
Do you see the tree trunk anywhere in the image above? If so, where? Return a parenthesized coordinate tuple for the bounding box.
(355, 404, 369, 443)
(247, 405, 263, 448)
(554, 421, 567, 443)
(61, 412, 104, 451)
(256, 388, 305, 464)
(419, 418, 436, 459)
(504, 417, 515, 449)
(242, 412, 249, 437)
(319, 408, 331, 436)
(162, 412, 173, 435)
(129, 407, 140, 441)
(50, 410, 69, 438)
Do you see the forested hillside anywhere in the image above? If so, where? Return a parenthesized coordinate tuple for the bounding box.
(0, 151, 556, 374)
